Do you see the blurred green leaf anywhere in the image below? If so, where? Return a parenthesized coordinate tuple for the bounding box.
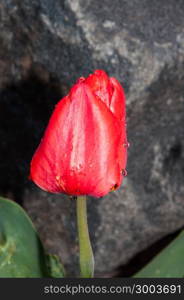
(46, 254, 65, 278)
(0, 196, 65, 278)
(134, 231, 184, 278)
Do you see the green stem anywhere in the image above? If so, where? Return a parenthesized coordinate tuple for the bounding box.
(76, 196, 94, 278)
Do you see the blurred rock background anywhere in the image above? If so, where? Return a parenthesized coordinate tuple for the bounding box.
(0, 0, 184, 276)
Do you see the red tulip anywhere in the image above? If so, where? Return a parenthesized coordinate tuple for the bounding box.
(30, 70, 128, 197)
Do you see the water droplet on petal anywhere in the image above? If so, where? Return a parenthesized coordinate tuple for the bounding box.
(123, 142, 130, 149)
(110, 183, 118, 192)
(122, 169, 128, 176)
(70, 168, 75, 175)
(77, 77, 85, 83)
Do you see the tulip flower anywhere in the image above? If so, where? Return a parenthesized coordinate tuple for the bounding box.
(30, 70, 128, 278)
(30, 70, 128, 198)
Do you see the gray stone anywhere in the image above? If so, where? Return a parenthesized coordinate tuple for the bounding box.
(0, 0, 184, 276)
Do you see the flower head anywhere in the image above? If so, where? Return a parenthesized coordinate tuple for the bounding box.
(30, 70, 128, 197)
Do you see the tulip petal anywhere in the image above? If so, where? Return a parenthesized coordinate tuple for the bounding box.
(109, 77, 126, 122)
(30, 82, 126, 197)
(30, 96, 72, 193)
(109, 77, 127, 173)
(85, 70, 113, 109)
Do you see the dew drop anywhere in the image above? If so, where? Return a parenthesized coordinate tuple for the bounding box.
(110, 183, 118, 192)
(70, 168, 75, 174)
(122, 169, 128, 176)
(123, 141, 130, 149)
(77, 77, 85, 83)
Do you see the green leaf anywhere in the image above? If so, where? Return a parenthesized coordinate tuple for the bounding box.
(46, 254, 65, 278)
(0, 196, 65, 278)
(134, 231, 184, 278)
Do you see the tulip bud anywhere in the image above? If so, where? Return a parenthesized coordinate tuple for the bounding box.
(30, 70, 128, 197)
